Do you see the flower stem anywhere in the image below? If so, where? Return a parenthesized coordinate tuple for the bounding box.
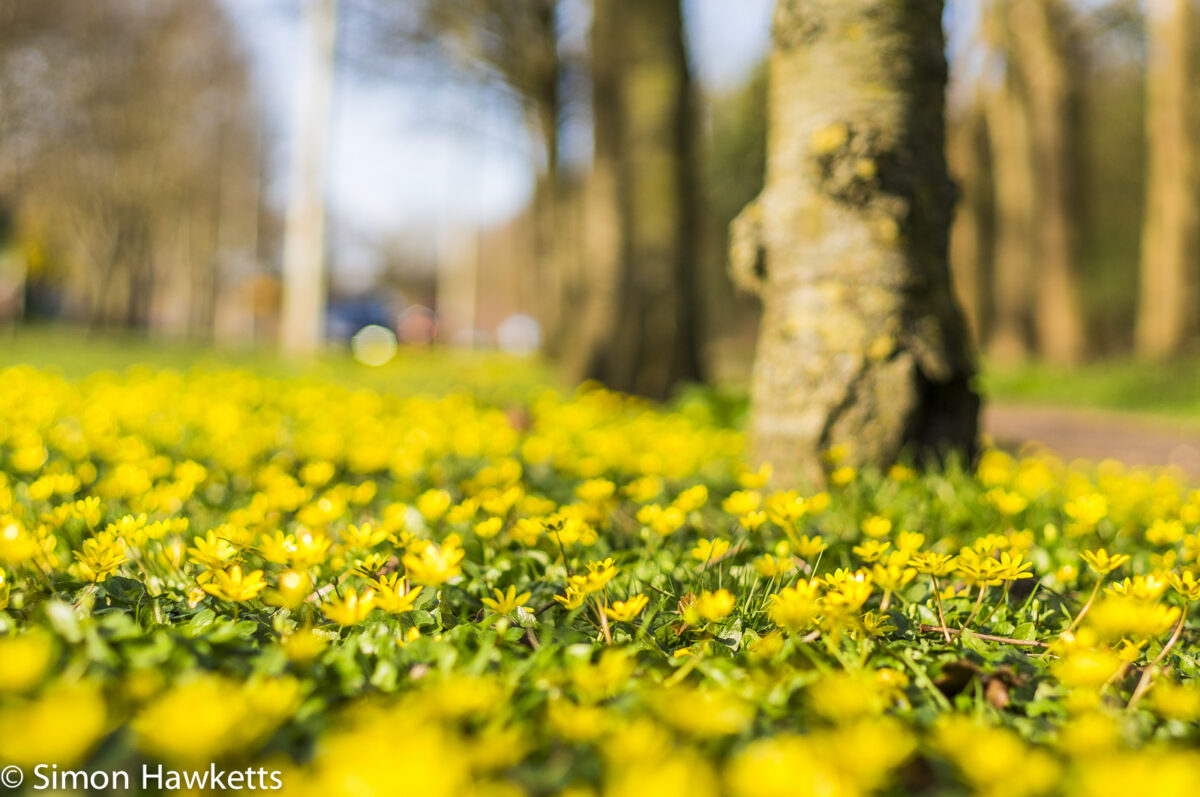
(1128, 609, 1188, 710)
(931, 576, 951, 643)
(962, 584, 988, 629)
(1067, 576, 1105, 633)
(975, 582, 1012, 630)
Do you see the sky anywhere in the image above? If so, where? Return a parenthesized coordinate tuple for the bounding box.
(222, 0, 776, 264)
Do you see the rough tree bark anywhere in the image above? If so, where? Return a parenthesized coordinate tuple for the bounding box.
(1136, 0, 1198, 358)
(572, 0, 703, 400)
(731, 0, 979, 487)
(1008, 0, 1085, 365)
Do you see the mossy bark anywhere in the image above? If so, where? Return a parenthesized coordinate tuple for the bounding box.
(733, 0, 978, 487)
(1136, 0, 1198, 358)
(568, 0, 703, 400)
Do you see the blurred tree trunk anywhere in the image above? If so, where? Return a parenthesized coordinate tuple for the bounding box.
(524, 2, 568, 355)
(947, 101, 992, 348)
(983, 35, 1035, 364)
(1136, 0, 1198, 358)
(731, 0, 978, 487)
(570, 0, 703, 400)
(1009, 0, 1085, 364)
(281, 0, 337, 355)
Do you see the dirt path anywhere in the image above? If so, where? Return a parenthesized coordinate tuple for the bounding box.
(984, 403, 1200, 476)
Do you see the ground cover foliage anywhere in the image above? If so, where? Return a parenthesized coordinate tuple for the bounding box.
(3, 363, 1200, 795)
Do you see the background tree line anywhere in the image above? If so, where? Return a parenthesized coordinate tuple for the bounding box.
(0, 0, 1197, 394)
(0, 0, 264, 337)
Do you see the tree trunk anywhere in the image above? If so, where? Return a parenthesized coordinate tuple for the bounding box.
(280, 0, 337, 354)
(947, 101, 992, 348)
(733, 0, 979, 487)
(572, 0, 703, 400)
(529, 29, 567, 356)
(1009, 0, 1085, 364)
(983, 40, 1035, 364)
(1136, 0, 1198, 358)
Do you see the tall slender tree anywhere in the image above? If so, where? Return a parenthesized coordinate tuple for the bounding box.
(982, 2, 1037, 363)
(947, 101, 993, 347)
(569, 0, 703, 400)
(1136, 0, 1198, 358)
(731, 0, 978, 486)
(1009, 0, 1086, 364)
(281, 0, 338, 354)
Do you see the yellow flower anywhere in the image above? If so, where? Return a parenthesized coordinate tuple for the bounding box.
(553, 586, 586, 610)
(852, 539, 891, 563)
(652, 686, 752, 738)
(764, 490, 806, 527)
(768, 583, 821, 633)
(753, 554, 795, 578)
(547, 701, 610, 743)
(132, 675, 299, 766)
(1052, 646, 1123, 689)
(605, 593, 649, 623)
(861, 515, 892, 538)
(1149, 680, 1200, 722)
(986, 488, 1028, 516)
(673, 484, 709, 512)
(738, 463, 772, 489)
(322, 587, 377, 626)
(403, 541, 465, 586)
(0, 682, 106, 766)
(872, 562, 916, 592)
(910, 552, 956, 577)
(722, 490, 761, 516)
(793, 534, 827, 560)
(281, 628, 328, 663)
(638, 504, 686, 536)
(1082, 548, 1131, 575)
(575, 478, 616, 504)
(692, 537, 731, 563)
(201, 565, 267, 603)
(1088, 595, 1180, 639)
(369, 573, 423, 614)
(830, 466, 857, 486)
(569, 558, 619, 595)
(342, 522, 388, 549)
(1146, 519, 1185, 546)
(1065, 493, 1108, 526)
(416, 488, 452, 522)
(474, 517, 503, 538)
(292, 530, 332, 568)
(187, 530, 236, 570)
(1169, 569, 1200, 601)
(740, 511, 767, 531)
(1108, 574, 1168, 601)
(623, 475, 664, 503)
(0, 632, 54, 693)
(0, 568, 8, 610)
(257, 531, 297, 565)
(687, 589, 735, 624)
(481, 585, 531, 616)
(73, 529, 129, 582)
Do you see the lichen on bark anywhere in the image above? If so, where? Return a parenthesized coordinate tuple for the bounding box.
(734, 0, 979, 487)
